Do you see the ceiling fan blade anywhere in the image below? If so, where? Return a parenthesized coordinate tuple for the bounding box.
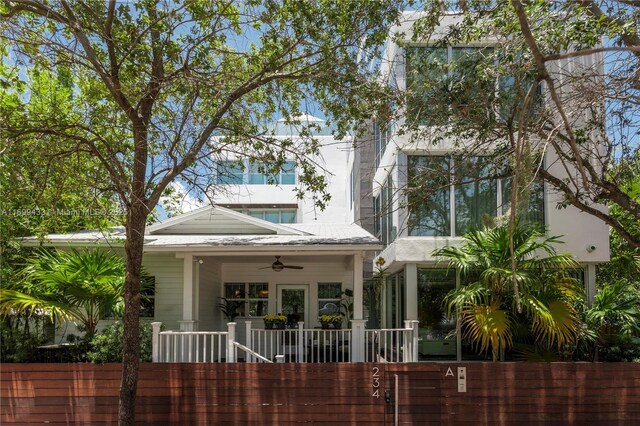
(283, 265, 304, 270)
(258, 266, 273, 270)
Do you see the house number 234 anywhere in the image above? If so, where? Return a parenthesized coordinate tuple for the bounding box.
(372, 367, 380, 398)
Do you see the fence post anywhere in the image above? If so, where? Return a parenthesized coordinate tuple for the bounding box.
(351, 319, 366, 362)
(245, 320, 253, 363)
(275, 354, 285, 363)
(227, 322, 236, 363)
(151, 322, 162, 363)
(403, 320, 412, 362)
(297, 321, 305, 363)
(411, 320, 419, 363)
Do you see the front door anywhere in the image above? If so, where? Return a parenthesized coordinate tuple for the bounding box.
(277, 285, 309, 327)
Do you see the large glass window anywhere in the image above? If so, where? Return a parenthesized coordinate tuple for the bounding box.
(408, 156, 451, 236)
(224, 282, 268, 318)
(417, 269, 456, 360)
(216, 159, 296, 185)
(408, 155, 544, 236)
(406, 46, 494, 126)
(454, 156, 498, 235)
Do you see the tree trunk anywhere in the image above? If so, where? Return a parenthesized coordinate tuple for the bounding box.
(118, 202, 146, 425)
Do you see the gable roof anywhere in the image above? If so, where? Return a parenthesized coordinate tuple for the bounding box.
(145, 205, 306, 236)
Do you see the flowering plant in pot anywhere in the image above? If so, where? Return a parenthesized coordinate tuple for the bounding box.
(263, 314, 287, 329)
(319, 314, 343, 329)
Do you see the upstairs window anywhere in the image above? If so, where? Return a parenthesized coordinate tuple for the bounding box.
(216, 159, 297, 185)
(407, 155, 544, 237)
(247, 209, 297, 224)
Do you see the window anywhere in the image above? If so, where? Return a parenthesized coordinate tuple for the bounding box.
(317, 283, 342, 316)
(216, 159, 296, 185)
(408, 155, 544, 236)
(407, 156, 451, 236)
(140, 276, 155, 318)
(374, 175, 396, 246)
(407, 45, 540, 126)
(224, 283, 268, 318)
(455, 157, 497, 236)
(216, 160, 244, 184)
(247, 209, 297, 224)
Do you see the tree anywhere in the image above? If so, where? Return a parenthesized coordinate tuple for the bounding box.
(434, 224, 583, 361)
(405, 0, 640, 248)
(1, 2, 404, 423)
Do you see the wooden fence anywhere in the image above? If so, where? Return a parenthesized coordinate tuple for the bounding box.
(2, 363, 639, 425)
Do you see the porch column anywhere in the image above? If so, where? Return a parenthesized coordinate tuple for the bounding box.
(585, 264, 597, 306)
(405, 263, 418, 320)
(353, 252, 364, 320)
(180, 254, 198, 331)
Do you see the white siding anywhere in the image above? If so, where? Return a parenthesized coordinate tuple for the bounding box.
(143, 254, 183, 330)
(198, 259, 222, 331)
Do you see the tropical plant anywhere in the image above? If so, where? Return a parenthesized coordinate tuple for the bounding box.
(583, 280, 640, 361)
(340, 288, 354, 323)
(434, 223, 583, 361)
(0, 249, 128, 340)
(218, 297, 244, 322)
(88, 321, 155, 364)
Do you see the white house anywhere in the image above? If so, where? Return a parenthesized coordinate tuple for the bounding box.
(349, 12, 611, 361)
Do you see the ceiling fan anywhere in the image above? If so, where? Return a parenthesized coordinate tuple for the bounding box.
(260, 256, 304, 272)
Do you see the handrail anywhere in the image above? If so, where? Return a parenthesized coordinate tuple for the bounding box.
(233, 341, 273, 363)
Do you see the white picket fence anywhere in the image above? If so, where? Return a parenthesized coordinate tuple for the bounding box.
(151, 320, 419, 363)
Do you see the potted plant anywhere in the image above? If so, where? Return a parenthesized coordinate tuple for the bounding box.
(263, 314, 287, 330)
(218, 297, 244, 322)
(319, 314, 343, 329)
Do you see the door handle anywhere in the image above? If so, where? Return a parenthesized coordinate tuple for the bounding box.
(384, 389, 391, 403)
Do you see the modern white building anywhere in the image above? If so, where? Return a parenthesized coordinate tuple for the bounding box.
(349, 12, 611, 360)
(211, 115, 351, 224)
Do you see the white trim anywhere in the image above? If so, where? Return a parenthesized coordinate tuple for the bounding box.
(146, 205, 307, 236)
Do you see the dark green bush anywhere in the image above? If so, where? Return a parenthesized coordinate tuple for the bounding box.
(88, 321, 154, 363)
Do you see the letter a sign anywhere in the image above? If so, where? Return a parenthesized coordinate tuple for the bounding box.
(445, 367, 454, 377)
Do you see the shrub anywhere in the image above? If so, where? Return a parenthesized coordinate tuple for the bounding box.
(87, 321, 154, 363)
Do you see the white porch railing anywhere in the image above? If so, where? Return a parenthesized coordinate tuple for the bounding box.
(151, 320, 419, 363)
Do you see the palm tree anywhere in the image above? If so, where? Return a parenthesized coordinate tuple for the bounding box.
(434, 224, 583, 361)
(0, 249, 127, 339)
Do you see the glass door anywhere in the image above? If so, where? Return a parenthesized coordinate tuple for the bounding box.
(277, 285, 309, 328)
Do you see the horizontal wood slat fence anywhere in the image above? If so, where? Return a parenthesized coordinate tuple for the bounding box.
(2, 363, 639, 425)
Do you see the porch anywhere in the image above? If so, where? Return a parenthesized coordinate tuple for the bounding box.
(151, 320, 420, 363)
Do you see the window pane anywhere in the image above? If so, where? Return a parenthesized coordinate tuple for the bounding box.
(318, 301, 341, 315)
(248, 210, 264, 219)
(225, 283, 245, 299)
(249, 283, 268, 298)
(406, 47, 448, 125)
(280, 161, 296, 184)
(454, 157, 497, 236)
(280, 211, 296, 223)
(318, 283, 342, 299)
(408, 156, 451, 236)
(264, 211, 279, 223)
(249, 162, 265, 184)
(248, 301, 268, 317)
(217, 160, 244, 184)
(501, 177, 544, 227)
